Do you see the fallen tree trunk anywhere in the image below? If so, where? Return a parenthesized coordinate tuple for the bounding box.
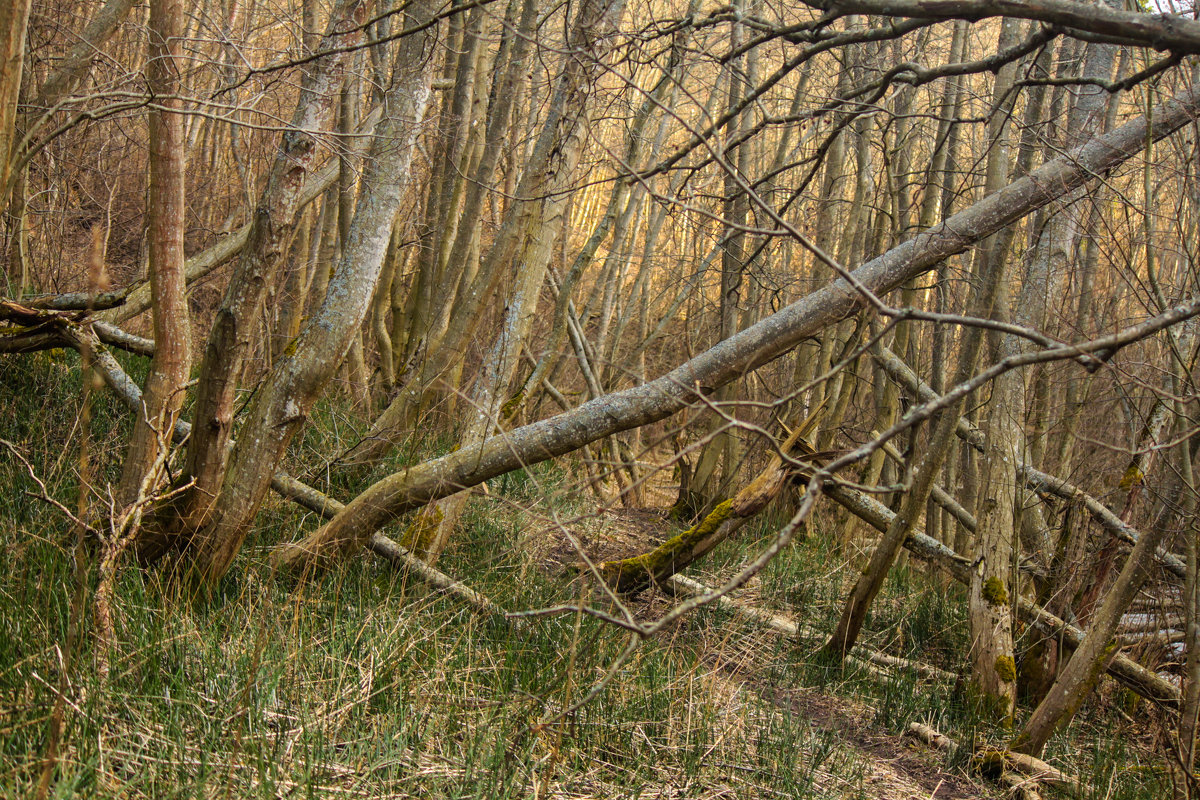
(272, 82, 1200, 572)
(667, 574, 956, 682)
(596, 412, 827, 593)
(974, 749, 1084, 798)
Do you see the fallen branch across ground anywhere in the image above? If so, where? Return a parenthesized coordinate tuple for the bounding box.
(904, 722, 955, 753)
(824, 481, 1182, 708)
(666, 573, 956, 682)
(67, 327, 511, 622)
(903, 723, 1083, 799)
(873, 344, 1188, 581)
(975, 749, 1083, 798)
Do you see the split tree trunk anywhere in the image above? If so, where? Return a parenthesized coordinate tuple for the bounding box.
(181, 1, 438, 583)
(136, 0, 368, 562)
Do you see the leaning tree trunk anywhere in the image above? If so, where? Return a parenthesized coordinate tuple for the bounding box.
(1011, 416, 1194, 757)
(399, 0, 627, 561)
(179, 1, 438, 584)
(1015, 20, 1120, 698)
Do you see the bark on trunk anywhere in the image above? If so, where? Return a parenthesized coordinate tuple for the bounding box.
(354, 0, 626, 465)
(180, 2, 438, 583)
(117, 0, 191, 506)
(0, 0, 31, 205)
(180, 0, 364, 521)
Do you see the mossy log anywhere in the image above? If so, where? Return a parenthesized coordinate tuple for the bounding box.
(598, 416, 826, 594)
(598, 500, 739, 593)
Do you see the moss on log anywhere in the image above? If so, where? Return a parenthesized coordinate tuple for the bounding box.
(598, 500, 735, 593)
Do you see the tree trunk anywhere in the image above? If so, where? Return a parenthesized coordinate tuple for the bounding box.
(348, 0, 541, 461)
(181, 1, 438, 583)
(118, 0, 191, 506)
(136, 0, 367, 561)
(0, 0, 30, 207)
(1011, 454, 1188, 757)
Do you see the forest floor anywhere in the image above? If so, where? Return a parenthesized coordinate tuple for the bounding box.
(0, 353, 1173, 799)
(536, 507, 993, 799)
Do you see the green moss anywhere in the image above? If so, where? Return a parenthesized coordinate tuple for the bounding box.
(994, 654, 1017, 683)
(1118, 464, 1144, 490)
(499, 391, 524, 420)
(982, 576, 1008, 606)
(401, 505, 444, 555)
(601, 500, 735, 593)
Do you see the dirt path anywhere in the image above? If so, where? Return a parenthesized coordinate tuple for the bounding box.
(767, 686, 994, 800)
(535, 505, 997, 799)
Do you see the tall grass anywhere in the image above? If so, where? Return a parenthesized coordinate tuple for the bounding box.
(0, 354, 1171, 798)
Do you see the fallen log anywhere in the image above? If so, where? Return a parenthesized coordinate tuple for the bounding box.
(667, 574, 956, 682)
(974, 749, 1083, 798)
(597, 408, 827, 593)
(904, 721, 955, 753)
(0, 304, 153, 356)
(904, 725, 1054, 799)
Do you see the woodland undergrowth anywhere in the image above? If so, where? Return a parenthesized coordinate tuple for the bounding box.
(0, 353, 1170, 799)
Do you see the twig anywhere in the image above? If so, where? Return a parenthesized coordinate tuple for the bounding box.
(0, 438, 98, 535)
